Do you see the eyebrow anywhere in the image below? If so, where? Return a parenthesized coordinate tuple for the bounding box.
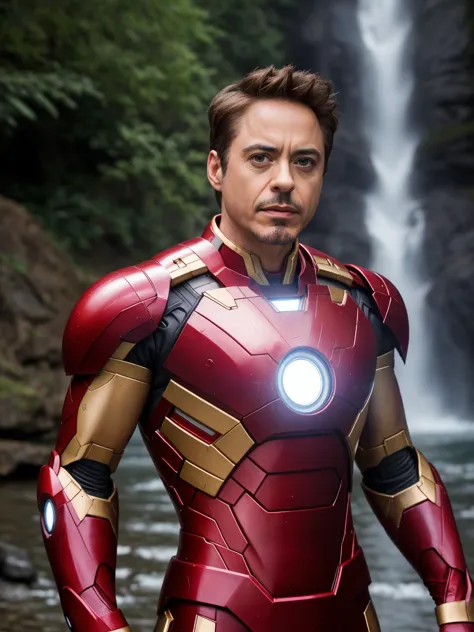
(242, 144, 322, 160)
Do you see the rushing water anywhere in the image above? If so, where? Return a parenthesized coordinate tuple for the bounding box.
(1, 434, 474, 632)
(356, 0, 442, 426)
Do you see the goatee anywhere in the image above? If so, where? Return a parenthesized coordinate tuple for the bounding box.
(257, 225, 294, 246)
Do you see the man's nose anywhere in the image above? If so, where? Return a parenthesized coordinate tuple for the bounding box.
(271, 162, 295, 192)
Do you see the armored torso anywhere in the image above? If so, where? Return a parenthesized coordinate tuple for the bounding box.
(125, 216, 395, 631)
(42, 212, 471, 632)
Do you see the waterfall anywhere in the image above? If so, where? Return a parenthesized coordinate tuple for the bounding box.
(355, 0, 444, 430)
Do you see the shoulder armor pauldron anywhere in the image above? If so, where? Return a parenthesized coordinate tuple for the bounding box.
(157, 247, 208, 288)
(63, 260, 170, 375)
(344, 264, 409, 361)
(303, 245, 356, 287)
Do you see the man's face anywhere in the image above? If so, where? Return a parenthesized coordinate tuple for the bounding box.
(208, 99, 325, 247)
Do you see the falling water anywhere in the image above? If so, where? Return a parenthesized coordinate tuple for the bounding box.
(356, 0, 443, 429)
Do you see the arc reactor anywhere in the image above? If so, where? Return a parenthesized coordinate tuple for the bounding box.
(276, 348, 333, 413)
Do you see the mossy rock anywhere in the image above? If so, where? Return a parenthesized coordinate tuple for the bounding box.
(0, 376, 41, 410)
(0, 375, 45, 437)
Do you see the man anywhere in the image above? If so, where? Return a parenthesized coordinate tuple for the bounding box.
(38, 65, 473, 631)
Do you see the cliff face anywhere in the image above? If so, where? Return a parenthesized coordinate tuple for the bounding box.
(414, 0, 474, 415)
(291, 0, 375, 264)
(0, 197, 84, 476)
(290, 0, 474, 418)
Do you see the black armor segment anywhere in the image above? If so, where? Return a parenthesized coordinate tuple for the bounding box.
(65, 459, 114, 499)
(363, 447, 419, 495)
(125, 274, 221, 417)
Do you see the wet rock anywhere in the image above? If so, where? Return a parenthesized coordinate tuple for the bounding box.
(0, 440, 51, 477)
(0, 542, 36, 585)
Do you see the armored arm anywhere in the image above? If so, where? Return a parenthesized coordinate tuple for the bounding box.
(37, 261, 169, 631)
(349, 265, 474, 631)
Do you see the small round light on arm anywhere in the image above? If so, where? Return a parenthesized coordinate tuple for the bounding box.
(43, 499, 56, 535)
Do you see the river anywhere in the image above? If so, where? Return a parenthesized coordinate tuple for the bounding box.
(1, 429, 474, 632)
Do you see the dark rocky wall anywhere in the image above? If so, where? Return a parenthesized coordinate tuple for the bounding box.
(290, 0, 375, 264)
(0, 197, 84, 476)
(289, 0, 474, 417)
(413, 0, 474, 415)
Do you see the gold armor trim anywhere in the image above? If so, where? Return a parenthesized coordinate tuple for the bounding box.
(180, 460, 224, 497)
(356, 429, 412, 473)
(364, 601, 381, 631)
(163, 380, 239, 435)
(211, 216, 299, 286)
(168, 252, 208, 287)
(58, 467, 118, 536)
(281, 240, 299, 285)
(154, 610, 174, 632)
(111, 628, 132, 632)
(202, 287, 238, 309)
(214, 423, 254, 462)
(375, 351, 394, 370)
(313, 255, 353, 286)
(162, 381, 255, 495)
(356, 351, 412, 471)
(101, 358, 150, 382)
(328, 286, 347, 305)
(61, 360, 151, 472)
(347, 387, 373, 459)
(111, 342, 136, 360)
(435, 599, 474, 625)
(194, 615, 216, 632)
(161, 417, 235, 479)
(362, 450, 437, 528)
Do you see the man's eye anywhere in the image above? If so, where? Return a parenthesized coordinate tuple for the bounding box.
(296, 157, 316, 168)
(250, 154, 270, 165)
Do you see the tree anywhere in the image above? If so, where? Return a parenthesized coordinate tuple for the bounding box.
(0, 0, 293, 264)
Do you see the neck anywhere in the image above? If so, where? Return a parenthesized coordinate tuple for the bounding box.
(219, 213, 294, 273)
(209, 214, 299, 286)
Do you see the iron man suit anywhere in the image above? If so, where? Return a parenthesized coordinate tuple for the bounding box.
(38, 214, 473, 632)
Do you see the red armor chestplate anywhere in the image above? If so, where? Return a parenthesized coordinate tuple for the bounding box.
(139, 232, 379, 631)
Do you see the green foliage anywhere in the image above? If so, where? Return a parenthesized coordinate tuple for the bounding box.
(0, 0, 294, 262)
(0, 253, 29, 275)
(0, 69, 101, 129)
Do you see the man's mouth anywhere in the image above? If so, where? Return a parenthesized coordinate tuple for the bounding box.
(262, 206, 298, 218)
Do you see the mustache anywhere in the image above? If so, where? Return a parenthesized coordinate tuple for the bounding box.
(255, 195, 303, 213)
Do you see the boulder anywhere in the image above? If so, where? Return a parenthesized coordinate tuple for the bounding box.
(0, 439, 52, 477)
(0, 541, 36, 585)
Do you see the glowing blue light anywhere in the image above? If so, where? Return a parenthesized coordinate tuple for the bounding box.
(270, 298, 302, 312)
(276, 349, 333, 413)
(43, 499, 56, 534)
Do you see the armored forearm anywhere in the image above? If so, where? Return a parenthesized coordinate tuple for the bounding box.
(362, 448, 473, 628)
(38, 451, 129, 632)
(38, 352, 151, 631)
(356, 352, 473, 628)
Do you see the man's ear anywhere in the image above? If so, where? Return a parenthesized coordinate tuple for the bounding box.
(207, 150, 223, 191)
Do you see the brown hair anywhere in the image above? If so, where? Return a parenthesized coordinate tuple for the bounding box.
(208, 65, 338, 205)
